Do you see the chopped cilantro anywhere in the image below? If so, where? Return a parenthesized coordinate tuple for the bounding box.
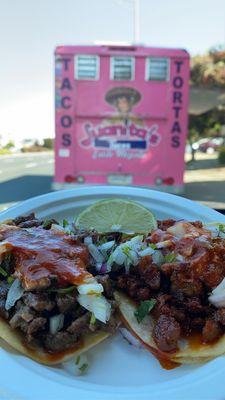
(90, 313, 96, 325)
(7, 276, 15, 284)
(148, 243, 157, 250)
(218, 224, 225, 232)
(79, 363, 89, 373)
(134, 299, 156, 323)
(0, 266, 8, 278)
(62, 219, 69, 228)
(122, 245, 131, 256)
(42, 220, 52, 229)
(164, 253, 176, 263)
(50, 285, 76, 294)
(75, 355, 81, 365)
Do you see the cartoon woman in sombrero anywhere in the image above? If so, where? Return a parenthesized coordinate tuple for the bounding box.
(104, 87, 143, 126)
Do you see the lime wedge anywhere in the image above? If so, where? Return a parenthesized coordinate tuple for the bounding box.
(75, 199, 157, 234)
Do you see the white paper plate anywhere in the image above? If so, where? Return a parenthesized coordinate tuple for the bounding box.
(0, 186, 225, 400)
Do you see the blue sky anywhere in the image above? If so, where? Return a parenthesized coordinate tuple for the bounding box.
(0, 0, 225, 141)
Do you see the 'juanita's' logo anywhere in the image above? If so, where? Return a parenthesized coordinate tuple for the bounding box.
(80, 122, 161, 150)
(79, 87, 161, 153)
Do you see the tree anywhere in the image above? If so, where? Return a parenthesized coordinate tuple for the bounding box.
(43, 138, 54, 149)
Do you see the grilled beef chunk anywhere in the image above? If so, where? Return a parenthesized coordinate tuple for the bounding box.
(153, 315, 181, 352)
(202, 320, 222, 343)
(13, 213, 43, 228)
(185, 297, 206, 315)
(201, 263, 225, 289)
(157, 219, 176, 230)
(153, 295, 186, 322)
(27, 317, 47, 341)
(170, 266, 203, 300)
(215, 308, 225, 325)
(9, 304, 46, 341)
(56, 293, 77, 314)
(44, 331, 78, 353)
(23, 292, 55, 312)
(138, 260, 161, 290)
(67, 314, 90, 334)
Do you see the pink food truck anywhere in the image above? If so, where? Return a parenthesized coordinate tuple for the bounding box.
(54, 45, 190, 192)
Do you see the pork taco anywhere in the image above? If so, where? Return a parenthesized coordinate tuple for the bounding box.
(113, 219, 225, 366)
(0, 214, 118, 365)
(75, 199, 225, 367)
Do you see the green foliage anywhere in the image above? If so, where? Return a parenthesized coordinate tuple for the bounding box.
(218, 147, 225, 165)
(0, 149, 11, 155)
(191, 45, 225, 88)
(4, 140, 15, 150)
(43, 138, 54, 149)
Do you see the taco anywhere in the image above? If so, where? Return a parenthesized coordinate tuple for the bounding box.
(113, 219, 225, 366)
(0, 216, 118, 365)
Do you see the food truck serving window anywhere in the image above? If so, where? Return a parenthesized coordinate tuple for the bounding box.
(146, 57, 169, 81)
(111, 56, 134, 80)
(75, 55, 99, 80)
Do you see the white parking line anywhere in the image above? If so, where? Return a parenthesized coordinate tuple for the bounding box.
(25, 162, 37, 168)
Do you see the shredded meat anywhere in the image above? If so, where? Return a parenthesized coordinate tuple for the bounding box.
(202, 320, 222, 343)
(153, 315, 181, 352)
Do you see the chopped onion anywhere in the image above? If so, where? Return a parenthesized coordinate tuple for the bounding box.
(156, 240, 173, 249)
(124, 257, 132, 274)
(112, 247, 127, 265)
(5, 279, 24, 310)
(152, 250, 165, 266)
(50, 314, 64, 334)
(130, 235, 144, 245)
(98, 240, 115, 252)
(84, 236, 93, 245)
(95, 263, 111, 274)
(77, 282, 103, 295)
(88, 243, 104, 263)
(167, 222, 187, 238)
(99, 264, 108, 274)
(128, 250, 139, 265)
(138, 247, 155, 257)
(212, 277, 225, 295)
(62, 354, 89, 376)
(119, 328, 142, 348)
(209, 277, 225, 307)
(77, 294, 111, 323)
(51, 224, 66, 233)
(176, 254, 185, 262)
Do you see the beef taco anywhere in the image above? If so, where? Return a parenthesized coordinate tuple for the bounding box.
(0, 215, 118, 365)
(114, 220, 225, 366)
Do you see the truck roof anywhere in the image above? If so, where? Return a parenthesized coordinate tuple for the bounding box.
(55, 44, 189, 59)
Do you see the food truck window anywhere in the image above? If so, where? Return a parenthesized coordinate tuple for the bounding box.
(110, 57, 134, 80)
(75, 55, 99, 80)
(146, 57, 169, 81)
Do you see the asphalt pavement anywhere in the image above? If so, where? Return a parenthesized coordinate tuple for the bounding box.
(0, 152, 54, 210)
(0, 152, 224, 212)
